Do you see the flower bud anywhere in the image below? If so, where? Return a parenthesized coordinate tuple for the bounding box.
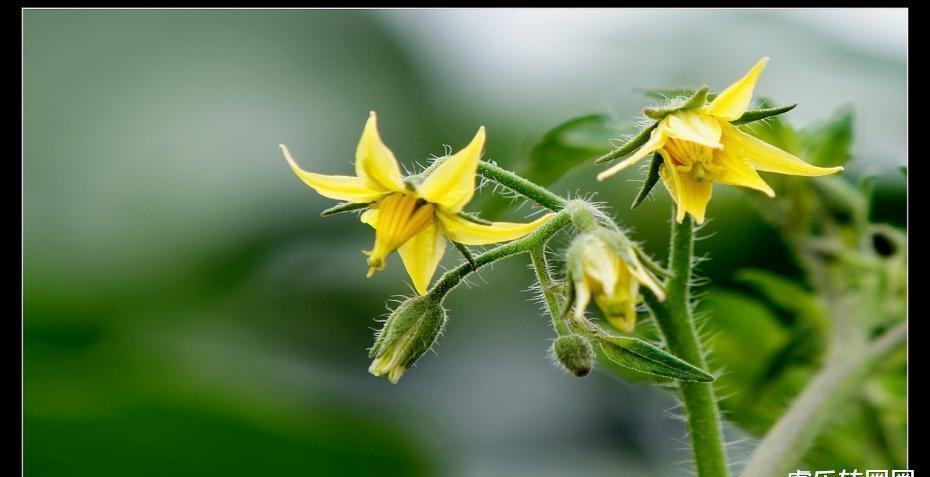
(552, 334, 595, 377)
(368, 295, 447, 384)
(566, 231, 664, 332)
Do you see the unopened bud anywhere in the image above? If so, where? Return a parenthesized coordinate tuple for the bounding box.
(369, 295, 446, 384)
(552, 334, 595, 378)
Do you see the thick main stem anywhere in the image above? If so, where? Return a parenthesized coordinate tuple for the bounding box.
(649, 214, 730, 477)
(739, 321, 906, 477)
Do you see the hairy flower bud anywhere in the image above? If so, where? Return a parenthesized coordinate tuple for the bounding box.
(368, 295, 447, 384)
(566, 231, 665, 332)
(552, 334, 595, 377)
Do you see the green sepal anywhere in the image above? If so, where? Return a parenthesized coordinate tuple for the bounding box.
(731, 104, 798, 126)
(643, 86, 710, 120)
(595, 121, 658, 165)
(452, 241, 478, 271)
(457, 211, 491, 225)
(631, 152, 663, 209)
(321, 201, 369, 217)
(598, 335, 714, 382)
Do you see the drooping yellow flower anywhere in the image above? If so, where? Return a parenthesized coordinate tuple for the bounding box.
(281, 112, 555, 294)
(568, 233, 664, 333)
(597, 58, 844, 224)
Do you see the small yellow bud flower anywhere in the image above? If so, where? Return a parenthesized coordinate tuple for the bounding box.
(567, 233, 664, 333)
(282, 112, 555, 294)
(597, 58, 844, 224)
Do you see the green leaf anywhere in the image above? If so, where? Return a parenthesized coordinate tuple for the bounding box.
(594, 121, 658, 165)
(800, 106, 854, 167)
(631, 153, 662, 209)
(321, 201, 369, 217)
(735, 269, 826, 328)
(598, 335, 713, 382)
(524, 114, 619, 186)
(731, 104, 797, 126)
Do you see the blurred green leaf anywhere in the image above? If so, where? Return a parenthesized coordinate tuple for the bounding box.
(25, 403, 435, 477)
(735, 269, 827, 331)
(800, 106, 854, 167)
(524, 114, 618, 185)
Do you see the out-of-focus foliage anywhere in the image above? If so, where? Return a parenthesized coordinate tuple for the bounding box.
(519, 96, 906, 470)
(698, 108, 905, 470)
(524, 114, 619, 186)
(24, 9, 906, 477)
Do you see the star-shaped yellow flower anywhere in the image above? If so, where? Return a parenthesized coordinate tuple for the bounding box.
(596, 58, 844, 224)
(281, 112, 555, 294)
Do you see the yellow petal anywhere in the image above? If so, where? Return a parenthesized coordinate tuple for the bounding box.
(678, 174, 713, 225)
(703, 57, 768, 121)
(281, 144, 386, 203)
(580, 238, 619, 295)
(662, 110, 723, 149)
(723, 123, 844, 176)
(659, 156, 712, 224)
(573, 280, 591, 321)
(713, 148, 775, 197)
(418, 127, 486, 213)
(398, 222, 447, 295)
(597, 125, 667, 181)
(436, 210, 554, 246)
(365, 193, 435, 277)
(626, 255, 666, 302)
(360, 208, 378, 228)
(355, 112, 406, 193)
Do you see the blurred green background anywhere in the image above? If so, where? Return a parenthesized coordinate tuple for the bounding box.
(23, 9, 906, 476)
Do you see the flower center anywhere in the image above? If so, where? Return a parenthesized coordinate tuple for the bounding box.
(662, 137, 720, 182)
(365, 193, 435, 276)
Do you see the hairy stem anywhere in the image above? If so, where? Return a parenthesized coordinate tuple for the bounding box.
(478, 160, 567, 212)
(530, 246, 569, 336)
(739, 321, 907, 477)
(645, 213, 730, 477)
(428, 209, 572, 301)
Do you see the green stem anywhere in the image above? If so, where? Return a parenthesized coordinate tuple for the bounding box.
(645, 213, 730, 477)
(739, 321, 907, 477)
(477, 160, 567, 212)
(428, 209, 572, 301)
(530, 246, 569, 336)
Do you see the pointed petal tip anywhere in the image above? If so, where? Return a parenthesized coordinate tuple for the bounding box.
(472, 125, 487, 143)
(280, 144, 298, 167)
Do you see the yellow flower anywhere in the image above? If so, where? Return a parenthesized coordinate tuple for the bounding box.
(281, 112, 555, 294)
(568, 233, 664, 333)
(596, 58, 844, 224)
